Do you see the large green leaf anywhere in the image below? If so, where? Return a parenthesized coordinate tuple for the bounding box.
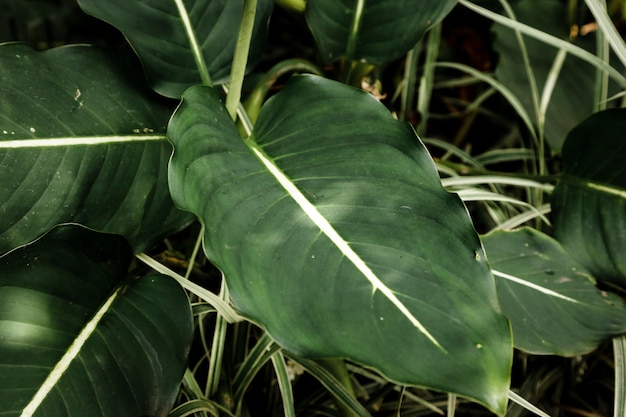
(552, 108, 626, 286)
(77, 0, 273, 98)
(492, 0, 625, 152)
(0, 44, 192, 255)
(168, 75, 512, 414)
(0, 224, 193, 416)
(306, 0, 457, 64)
(483, 228, 626, 356)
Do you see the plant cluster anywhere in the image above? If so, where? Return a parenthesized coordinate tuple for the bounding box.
(0, 0, 625, 416)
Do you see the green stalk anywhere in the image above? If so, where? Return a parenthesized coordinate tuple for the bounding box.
(225, 0, 257, 121)
(274, 0, 306, 13)
(244, 58, 323, 124)
(317, 359, 359, 417)
(342, 0, 365, 84)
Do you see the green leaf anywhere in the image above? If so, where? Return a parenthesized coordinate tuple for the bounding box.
(492, 0, 623, 151)
(77, 0, 274, 98)
(0, 224, 193, 416)
(483, 227, 626, 356)
(0, 44, 193, 255)
(168, 75, 512, 414)
(552, 108, 626, 285)
(306, 0, 457, 64)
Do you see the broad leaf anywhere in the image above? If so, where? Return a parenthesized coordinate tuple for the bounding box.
(168, 75, 512, 414)
(552, 108, 626, 285)
(492, 0, 623, 151)
(306, 0, 457, 64)
(0, 224, 193, 417)
(77, 0, 274, 98)
(483, 228, 626, 356)
(0, 44, 192, 255)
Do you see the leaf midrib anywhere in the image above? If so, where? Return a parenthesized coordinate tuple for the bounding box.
(247, 140, 446, 352)
(0, 135, 166, 148)
(560, 174, 626, 199)
(20, 286, 122, 417)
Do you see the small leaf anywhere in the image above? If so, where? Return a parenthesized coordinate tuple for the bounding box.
(0, 44, 192, 254)
(552, 108, 626, 285)
(307, 0, 457, 64)
(0, 224, 193, 416)
(168, 75, 512, 414)
(484, 227, 626, 356)
(77, 0, 274, 98)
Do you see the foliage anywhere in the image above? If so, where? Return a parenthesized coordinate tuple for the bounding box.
(0, 0, 625, 416)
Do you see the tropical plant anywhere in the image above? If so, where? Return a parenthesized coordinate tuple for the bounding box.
(0, 0, 625, 416)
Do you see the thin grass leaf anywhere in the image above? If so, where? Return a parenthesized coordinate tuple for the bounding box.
(539, 48, 568, 128)
(434, 62, 539, 145)
(206, 282, 230, 397)
(271, 351, 296, 417)
(416, 22, 442, 134)
(454, 189, 551, 226)
(232, 333, 281, 406)
(491, 204, 551, 231)
(459, 0, 626, 88)
(191, 303, 217, 317)
(167, 399, 221, 417)
(286, 355, 372, 417)
(422, 137, 484, 168)
(508, 390, 551, 417)
(498, 0, 542, 150)
(441, 176, 554, 192)
(584, 0, 626, 68)
(399, 41, 421, 122)
(474, 149, 536, 166)
(135, 253, 242, 323)
(614, 335, 626, 417)
(346, 364, 446, 415)
(447, 394, 457, 417)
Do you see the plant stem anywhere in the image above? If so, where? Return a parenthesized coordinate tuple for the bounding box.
(317, 359, 359, 417)
(244, 58, 323, 123)
(342, 0, 365, 84)
(225, 0, 257, 121)
(274, 0, 306, 13)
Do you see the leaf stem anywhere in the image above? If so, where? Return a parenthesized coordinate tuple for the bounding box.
(225, 0, 257, 121)
(317, 359, 360, 417)
(244, 58, 323, 123)
(342, 0, 365, 84)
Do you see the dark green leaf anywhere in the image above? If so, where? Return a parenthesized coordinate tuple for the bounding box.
(484, 227, 626, 356)
(0, 44, 192, 255)
(168, 75, 512, 414)
(552, 108, 626, 285)
(77, 0, 274, 98)
(0, 224, 193, 416)
(306, 0, 457, 64)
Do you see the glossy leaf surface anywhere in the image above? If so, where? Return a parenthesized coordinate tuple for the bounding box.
(552, 109, 626, 285)
(0, 224, 193, 417)
(307, 0, 457, 64)
(0, 44, 192, 255)
(168, 75, 512, 414)
(484, 228, 626, 356)
(77, 0, 273, 98)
